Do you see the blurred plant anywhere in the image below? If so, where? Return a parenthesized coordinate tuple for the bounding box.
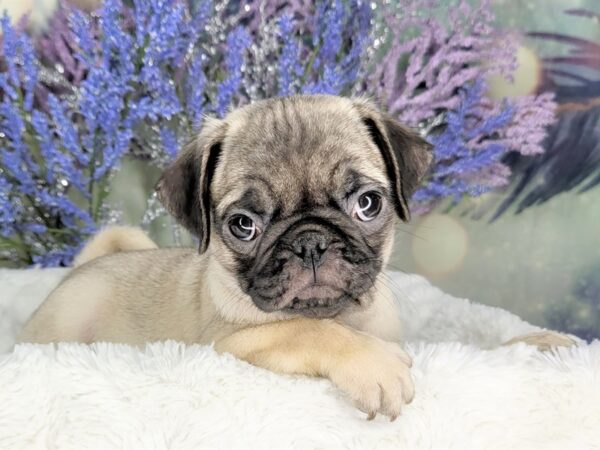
(0, 0, 370, 266)
(413, 81, 556, 214)
(530, 8, 600, 102)
(489, 8, 600, 220)
(411, 80, 515, 211)
(36, 4, 87, 88)
(237, 0, 314, 33)
(363, 0, 556, 213)
(1, 14, 91, 266)
(368, 0, 516, 125)
(239, 0, 371, 101)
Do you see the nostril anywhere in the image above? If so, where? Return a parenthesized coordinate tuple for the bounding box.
(307, 243, 328, 267)
(313, 245, 326, 259)
(292, 243, 304, 258)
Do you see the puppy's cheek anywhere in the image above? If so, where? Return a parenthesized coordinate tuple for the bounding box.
(212, 238, 264, 289)
(209, 237, 241, 273)
(364, 222, 395, 266)
(379, 231, 395, 265)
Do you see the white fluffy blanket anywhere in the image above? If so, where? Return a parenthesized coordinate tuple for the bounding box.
(0, 269, 598, 449)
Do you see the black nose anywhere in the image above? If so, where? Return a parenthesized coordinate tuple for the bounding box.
(292, 231, 329, 269)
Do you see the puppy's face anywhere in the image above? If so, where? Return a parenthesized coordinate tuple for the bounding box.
(157, 95, 432, 318)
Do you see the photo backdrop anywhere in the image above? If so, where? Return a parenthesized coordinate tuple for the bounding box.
(1, 0, 598, 340)
(390, 0, 600, 341)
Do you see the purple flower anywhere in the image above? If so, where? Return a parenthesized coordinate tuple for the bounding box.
(21, 37, 38, 112)
(100, 0, 134, 75)
(0, 174, 20, 237)
(30, 110, 79, 188)
(95, 128, 134, 179)
(68, 9, 96, 64)
(0, 16, 106, 265)
(215, 27, 251, 117)
(313, 0, 344, 71)
(337, 0, 371, 88)
(367, 0, 517, 125)
(303, 65, 344, 95)
(47, 95, 84, 162)
(1, 14, 20, 85)
(37, 5, 87, 85)
(32, 243, 84, 268)
(160, 127, 179, 161)
(277, 15, 303, 96)
(301, 0, 370, 95)
(412, 79, 519, 210)
(185, 56, 207, 127)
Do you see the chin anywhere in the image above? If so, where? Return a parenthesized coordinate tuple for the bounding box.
(284, 295, 354, 318)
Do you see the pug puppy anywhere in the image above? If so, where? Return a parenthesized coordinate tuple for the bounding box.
(18, 95, 428, 419)
(18, 95, 574, 420)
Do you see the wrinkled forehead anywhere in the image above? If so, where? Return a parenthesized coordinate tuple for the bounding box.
(211, 99, 388, 216)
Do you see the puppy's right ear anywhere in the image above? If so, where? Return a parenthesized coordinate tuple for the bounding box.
(155, 118, 226, 253)
(352, 98, 433, 222)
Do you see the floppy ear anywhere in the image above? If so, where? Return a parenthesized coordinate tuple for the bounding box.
(155, 118, 226, 253)
(353, 100, 433, 222)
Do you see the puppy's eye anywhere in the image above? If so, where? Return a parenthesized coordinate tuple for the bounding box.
(229, 214, 258, 241)
(354, 191, 382, 222)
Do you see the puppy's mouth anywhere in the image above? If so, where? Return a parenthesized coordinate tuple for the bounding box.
(284, 285, 353, 318)
(285, 296, 351, 318)
(249, 283, 356, 318)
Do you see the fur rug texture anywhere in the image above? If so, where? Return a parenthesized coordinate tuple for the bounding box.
(0, 268, 598, 449)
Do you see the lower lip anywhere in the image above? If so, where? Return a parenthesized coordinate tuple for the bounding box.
(284, 296, 349, 317)
(295, 285, 342, 300)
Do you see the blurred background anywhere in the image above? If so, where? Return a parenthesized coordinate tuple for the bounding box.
(0, 0, 598, 340)
(391, 0, 600, 341)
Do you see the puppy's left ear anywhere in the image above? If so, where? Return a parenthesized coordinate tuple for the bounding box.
(353, 99, 433, 221)
(155, 118, 227, 253)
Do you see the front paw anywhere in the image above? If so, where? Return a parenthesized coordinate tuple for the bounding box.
(328, 336, 414, 421)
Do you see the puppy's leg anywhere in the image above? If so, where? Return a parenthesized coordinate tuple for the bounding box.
(503, 330, 577, 351)
(214, 317, 413, 420)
